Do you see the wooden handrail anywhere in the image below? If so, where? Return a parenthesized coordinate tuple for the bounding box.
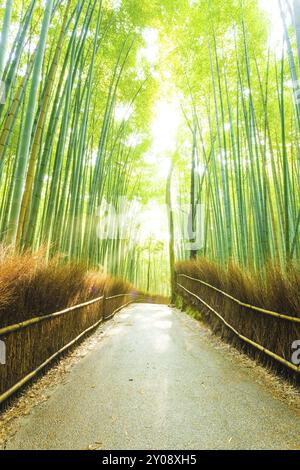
(177, 274, 300, 323)
(177, 282, 300, 373)
(0, 295, 105, 337)
(0, 296, 135, 405)
(0, 292, 134, 337)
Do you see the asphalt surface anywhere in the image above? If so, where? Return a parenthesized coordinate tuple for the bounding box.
(3, 303, 300, 450)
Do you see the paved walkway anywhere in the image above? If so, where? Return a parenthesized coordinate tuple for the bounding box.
(3, 304, 300, 449)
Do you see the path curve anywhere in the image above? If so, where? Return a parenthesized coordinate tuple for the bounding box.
(3, 304, 300, 450)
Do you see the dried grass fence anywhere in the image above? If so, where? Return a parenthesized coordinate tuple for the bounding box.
(0, 292, 136, 404)
(176, 274, 300, 377)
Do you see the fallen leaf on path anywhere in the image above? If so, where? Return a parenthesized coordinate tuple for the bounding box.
(87, 441, 103, 450)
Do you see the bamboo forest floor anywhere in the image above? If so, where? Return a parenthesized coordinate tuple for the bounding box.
(1, 304, 300, 450)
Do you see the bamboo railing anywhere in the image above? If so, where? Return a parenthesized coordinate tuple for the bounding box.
(177, 274, 300, 323)
(176, 274, 300, 373)
(0, 292, 136, 404)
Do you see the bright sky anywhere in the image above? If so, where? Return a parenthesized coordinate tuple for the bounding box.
(145, 1, 288, 166)
(115, 103, 132, 122)
(259, 0, 288, 49)
(138, 200, 169, 243)
(133, 1, 288, 242)
(140, 28, 159, 65)
(110, 0, 122, 11)
(151, 98, 181, 154)
(139, 25, 182, 181)
(142, 97, 181, 181)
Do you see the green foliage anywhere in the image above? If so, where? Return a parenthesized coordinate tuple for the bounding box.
(0, 0, 298, 295)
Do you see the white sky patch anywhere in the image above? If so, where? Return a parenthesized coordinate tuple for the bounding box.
(143, 152, 157, 164)
(142, 96, 182, 181)
(125, 133, 143, 147)
(110, 0, 121, 11)
(157, 157, 172, 179)
(137, 28, 159, 65)
(196, 162, 206, 176)
(90, 149, 98, 167)
(142, 28, 158, 45)
(143, 154, 173, 181)
(115, 103, 132, 122)
(97, 196, 170, 243)
(151, 97, 181, 154)
(17, 64, 28, 78)
(138, 200, 169, 243)
(24, 37, 39, 55)
(259, 0, 289, 50)
(143, 153, 172, 179)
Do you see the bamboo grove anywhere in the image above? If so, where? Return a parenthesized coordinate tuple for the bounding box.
(0, 0, 164, 292)
(0, 0, 299, 296)
(174, 0, 300, 272)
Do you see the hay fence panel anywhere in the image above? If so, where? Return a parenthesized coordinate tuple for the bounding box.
(176, 274, 300, 373)
(0, 293, 137, 404)
(177, 274, 300, 323)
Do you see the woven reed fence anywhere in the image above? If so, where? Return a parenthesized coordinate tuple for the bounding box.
(0, 292, 136, 404)
(176, 274, 300, 374)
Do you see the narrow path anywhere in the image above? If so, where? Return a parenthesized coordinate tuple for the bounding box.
(3, 304, 300, 450)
